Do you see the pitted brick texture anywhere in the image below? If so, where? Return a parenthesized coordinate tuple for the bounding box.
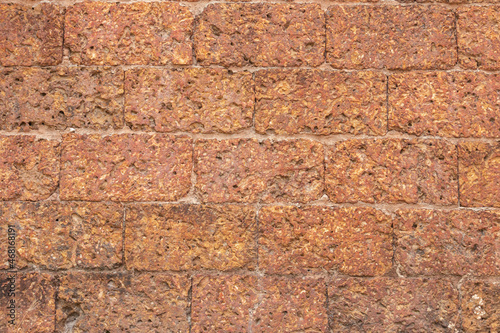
(0, 273, 55, 333)
(56, 273, 190, 332)
(328, 277, 460, 332)
(458, 6, 500, 70)
(125, 68, 254, 133)
(194, 3, 325, 67)
(0, 67, 124, 131)
(395, 209, 500, 276)
(125, 204, 257, 271)
(0, 202, 123, 270)
(60, 133, 192, 201)
(195, 138, 324, 203)
(255, 70, 387, 135)
(390, 72, 500, 138)
(65, 2, 193, 65)
(325, 139, 458, 205)
(0, 136, 60, 201)
(459, 141, 500, 208)
(259, 206, 392, 275)
(326, 5, 456, 69)
(0, 4, 63, 66)
(461, 280, 500, 332)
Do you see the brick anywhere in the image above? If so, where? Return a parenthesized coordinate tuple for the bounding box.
(60, 134, 192, 202)
(0, 4, 63, 66)
(458, 6, 500, 70)
(253, 277, 328, 332)
(0, 136, 60, 201)
(125, 204, 256, 271)
(65, 2, 193, 65)
(0, 202, 123, 270)
(325, 139, 458, 204)
(194, 4, 325, 67)
(328, 277, 460, 332)
(461, 280, 500, 332)
(125, 68, 254, 133)
(56, 272, 190, 332)
(459, 142, 500, 208)
(192, 275, 258, 332)
(255, 70, 387, 135)
(259, 206, 392, 275)
(195, 139, 324, 203)
(326, 5, 456, 69)
(395, 209, 500, 276)
(0, 273, 55, 333)
(0, 67, 124, 131)
(390, 72, 500, 138)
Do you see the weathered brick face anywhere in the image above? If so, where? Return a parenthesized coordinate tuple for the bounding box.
(1, 0, 499, 331)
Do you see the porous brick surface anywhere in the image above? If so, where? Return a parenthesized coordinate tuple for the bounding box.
(1, 0, 499, 331)
(389, 72, 500, 138)
(255, 70, 387, 135)
(125, 68, 254, 133)
(60, 133, 192, 201)
(65, 2, 193, 65)
(125, 204, 257, 271)
(259, 206, 392, 275)
(0, 4, 64, 66)
(0, 67, 124, 131)
(459, 141, 500, 208)
(325, 139, 458, 204)
(326, 5, 457, 69)
(194, 4, 325, 67)
(56, 272, 190, 332)
(328, 277, 460, 332)
(0, 273, 55, 333)
(195, 138, 324, 203)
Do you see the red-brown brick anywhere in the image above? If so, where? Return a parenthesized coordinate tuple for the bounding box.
(253, 277, 328, 332)
(65, 2, 193, 65)
(0, 202, 123, 270)
(458, 6, 500, 70)
(0, 67, 124, 131)
(326, 5, 456, 69)
(328, 277, 460, 332)
(0, 4, 63, 66)
(125, 204, 256, 271)
(390, 72, 500, 138)
(325, 139, 458, 204)
(461, 280, 500, 332)
(125, 68, 254, 133)
(0, 273, 55, 333)
(259, 206, 392, 275)
(191, 275, 258, 332)
(255, 70, 387, 135)
(60, 134, 192, 202)
(194, 3, 325, 67)
(459, 141, 500, 207)
(195, 139, 324, 203)
(56, 272, 190, 332)
(395, 209, 500, 276)
(0, 136, 60, 201)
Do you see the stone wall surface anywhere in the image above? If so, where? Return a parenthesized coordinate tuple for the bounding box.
(0, 0, 499, 332)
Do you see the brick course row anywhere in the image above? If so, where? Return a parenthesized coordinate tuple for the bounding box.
(2, 135, 499, 207)
(1, 3, 500, 69)
(1, 272, 498, 332)
(2, 202, 498, 275)
(3, 68, 500, 138)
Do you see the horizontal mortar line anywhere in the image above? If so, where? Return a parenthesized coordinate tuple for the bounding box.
(2, 199, 498, 211)
(1, 128, 499, 144)
(3, 63, 500, 74)
(1, 268, 499, 280)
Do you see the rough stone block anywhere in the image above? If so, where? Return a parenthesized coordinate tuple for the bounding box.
(461, 280, 500, 332)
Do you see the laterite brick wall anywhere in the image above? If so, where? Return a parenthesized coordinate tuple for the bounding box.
(0, 0, 499, 332)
